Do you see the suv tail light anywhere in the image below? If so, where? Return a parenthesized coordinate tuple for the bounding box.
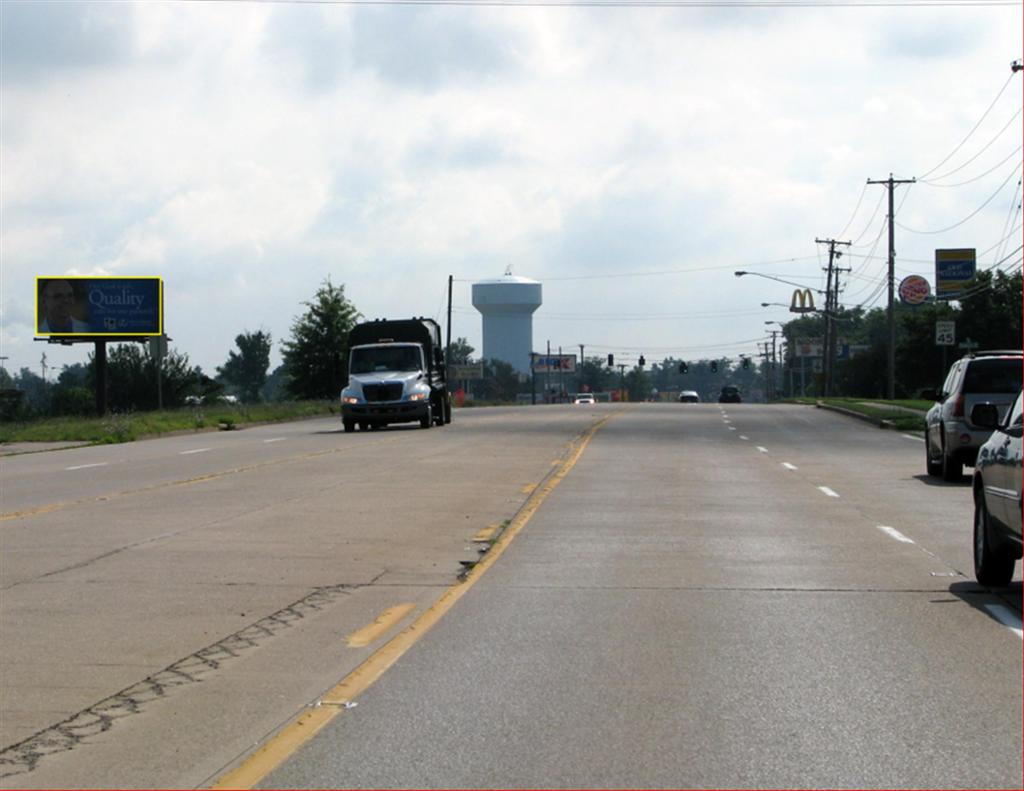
(951, 393, 965, 418)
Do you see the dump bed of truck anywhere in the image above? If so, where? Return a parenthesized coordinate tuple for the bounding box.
(348, 318, 440, 349)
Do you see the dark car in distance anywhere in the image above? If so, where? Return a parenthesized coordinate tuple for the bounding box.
(718, 385, 741, 404)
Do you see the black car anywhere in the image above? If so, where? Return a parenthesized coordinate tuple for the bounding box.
(718, 385, 741, 403)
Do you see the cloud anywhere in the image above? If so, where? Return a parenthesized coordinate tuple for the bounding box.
(0, 3, 132, 80)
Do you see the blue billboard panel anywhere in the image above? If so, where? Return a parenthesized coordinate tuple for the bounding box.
(935, 249, 976, 300)
(36, 277, 163, 337)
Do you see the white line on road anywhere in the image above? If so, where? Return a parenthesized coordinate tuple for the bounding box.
(902, 433, 925, 443)
(180, 448, 211, 455)
(818, 486, 840, 498)
(757, 446, 768, 453)
(877, 525, 915, 544)
(984, 605, 1023, 639)
(782, 462, 798, 470)
(66, 462, 108, 471)
(728, 427, 736, 431)
(739, 435, 749, 441)
(263, 438, 286, 444)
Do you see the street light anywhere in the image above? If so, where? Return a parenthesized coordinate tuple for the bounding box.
(735, 271, 826, 294)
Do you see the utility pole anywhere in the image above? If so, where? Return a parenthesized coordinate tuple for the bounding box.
(579, 344, 585, 394)
(618, 364, 627, 402)
(867, 174, 915, 399)
(445, 275, 453, 372)
(815, 238, 851, 397)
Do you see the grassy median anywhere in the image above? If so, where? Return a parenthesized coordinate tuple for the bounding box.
(0, 401, 339, 445)
(788, 397, 927, 432)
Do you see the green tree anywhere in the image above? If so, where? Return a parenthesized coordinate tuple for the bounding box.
(90, 344, 197, 411)
(448, 337, 475, 365)
(217, 330, 272, 403)
(480, 358, 521, 402)
(281, 279, 361, 400)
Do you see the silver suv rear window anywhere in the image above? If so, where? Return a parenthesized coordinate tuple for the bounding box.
(962, 359, 1022, 394)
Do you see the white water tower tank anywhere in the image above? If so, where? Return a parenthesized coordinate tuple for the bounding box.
(471, 272, 542, 374)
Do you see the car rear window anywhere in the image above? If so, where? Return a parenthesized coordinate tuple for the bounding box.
(962, 359, 1023, 394)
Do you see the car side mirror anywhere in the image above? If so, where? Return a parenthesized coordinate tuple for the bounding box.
(970, 403, 1000, 429)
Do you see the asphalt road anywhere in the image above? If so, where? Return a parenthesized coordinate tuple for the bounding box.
(1, 404, 1020, 789)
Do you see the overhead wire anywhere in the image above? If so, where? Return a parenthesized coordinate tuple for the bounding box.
(896, 161, 1023, 234)
(917, 72, 1019, 179)
(918, 144, 1023, 189)
(918, 108, 1023, 185)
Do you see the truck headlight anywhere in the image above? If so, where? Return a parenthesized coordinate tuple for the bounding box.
(408, 392, 427, 402)
(342, 396, 359, 405)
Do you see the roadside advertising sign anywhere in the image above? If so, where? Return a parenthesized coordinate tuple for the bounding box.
(898, 275, 931, 305)
(533, 354, 576, 373)
(935, 320, 955, 346)
(36, 276, 163, 337)
(795, 338, 823, 358)
(451, 363, 484, 380)
(934, 249, 976, 300)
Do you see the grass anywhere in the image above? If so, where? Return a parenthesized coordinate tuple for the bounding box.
(0, 401, 338, 445)
(786, 397, 926, 432)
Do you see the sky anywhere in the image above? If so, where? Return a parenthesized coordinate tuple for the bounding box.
(2, 0, 1022, 381)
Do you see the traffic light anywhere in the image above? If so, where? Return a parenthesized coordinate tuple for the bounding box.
(638, 355, 646, 367)
(679, 362, 689, 374)
(710, 360, 719, 373)
(607, 354, 614, 367)
(742, 357, 750, 370)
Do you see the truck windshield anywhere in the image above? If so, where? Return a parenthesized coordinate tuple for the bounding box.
(350, 346, 422, 374)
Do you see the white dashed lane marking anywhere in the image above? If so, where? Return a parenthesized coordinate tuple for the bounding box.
(782, 462, 798, 470)
(984, 605, 1024, 640)
(180, 448, 211, 456)
(739, 435, 749, 441)
(902, 433, 925, 442)
(756, 446, 768, 453)
(818, 486, 840, 498)
(877, 525, 915, 544)
(263, 438, 286, 444)
(66, 463, 108, 471)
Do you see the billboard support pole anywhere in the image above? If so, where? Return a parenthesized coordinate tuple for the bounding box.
(95, 341, 108, 416)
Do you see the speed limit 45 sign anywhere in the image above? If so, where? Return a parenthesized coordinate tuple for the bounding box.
(936, 320, 955, 346)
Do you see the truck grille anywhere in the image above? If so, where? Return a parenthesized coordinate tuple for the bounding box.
(363, 383, 403, 402)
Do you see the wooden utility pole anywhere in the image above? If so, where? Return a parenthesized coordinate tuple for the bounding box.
(815, 238, 851, 396)
(867, 174, 915, 399)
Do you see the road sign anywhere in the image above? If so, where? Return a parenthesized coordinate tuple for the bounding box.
(935, 320, 955, 346)
(958, 338, 979, 351)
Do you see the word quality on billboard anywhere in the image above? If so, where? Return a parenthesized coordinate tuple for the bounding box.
(36, 277, 163, 338)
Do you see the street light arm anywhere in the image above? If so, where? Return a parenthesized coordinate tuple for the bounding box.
(735, 271, 826, 294)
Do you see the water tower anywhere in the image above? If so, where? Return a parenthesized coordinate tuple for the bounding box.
(472, 269, 542, 374)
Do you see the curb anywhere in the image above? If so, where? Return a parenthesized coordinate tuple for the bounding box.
(815, 401, 897, 429)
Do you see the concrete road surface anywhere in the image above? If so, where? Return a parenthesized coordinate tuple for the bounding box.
(1, 404, 1020, 789)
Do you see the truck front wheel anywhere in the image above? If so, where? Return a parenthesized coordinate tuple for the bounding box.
(420, 404, 433, 429)
(343, 420, 355, 433)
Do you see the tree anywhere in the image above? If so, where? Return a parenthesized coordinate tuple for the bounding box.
(217, 330, 272, 403)
(448, 337, 475, 365)
(87, 343, 197, 411)
(281, 279, 361, 400)
(479, 358, 521, 402)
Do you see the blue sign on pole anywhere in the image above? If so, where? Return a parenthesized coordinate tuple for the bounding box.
(36, 276, 163, 337)
(935, 249, 976, 300)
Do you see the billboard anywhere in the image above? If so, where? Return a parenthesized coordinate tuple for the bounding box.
(533, 354, 576, 373)
(36, 277, 163, 337)
(935, 249, 976, 300)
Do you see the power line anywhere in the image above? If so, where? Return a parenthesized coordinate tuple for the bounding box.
(918, 144, 1023, 189)
(896, 161, 1022, 234)
(918, 72, 1020, 179)
(918, 108, 1023, 184)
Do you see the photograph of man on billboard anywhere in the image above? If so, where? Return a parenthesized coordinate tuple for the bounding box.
(37, 278, 90, 334)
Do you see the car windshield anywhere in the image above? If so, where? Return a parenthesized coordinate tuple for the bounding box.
(962, 359, 1022, 394)
(350, 346, 422, 374)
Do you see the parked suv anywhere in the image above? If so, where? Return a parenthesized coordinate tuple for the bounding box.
(970, 390, 1022, 586)
(924, 351, 1022, 481)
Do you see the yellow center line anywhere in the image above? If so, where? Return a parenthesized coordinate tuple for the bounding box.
(208, 414, 614, 790)
(345, 604, 417, 648)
